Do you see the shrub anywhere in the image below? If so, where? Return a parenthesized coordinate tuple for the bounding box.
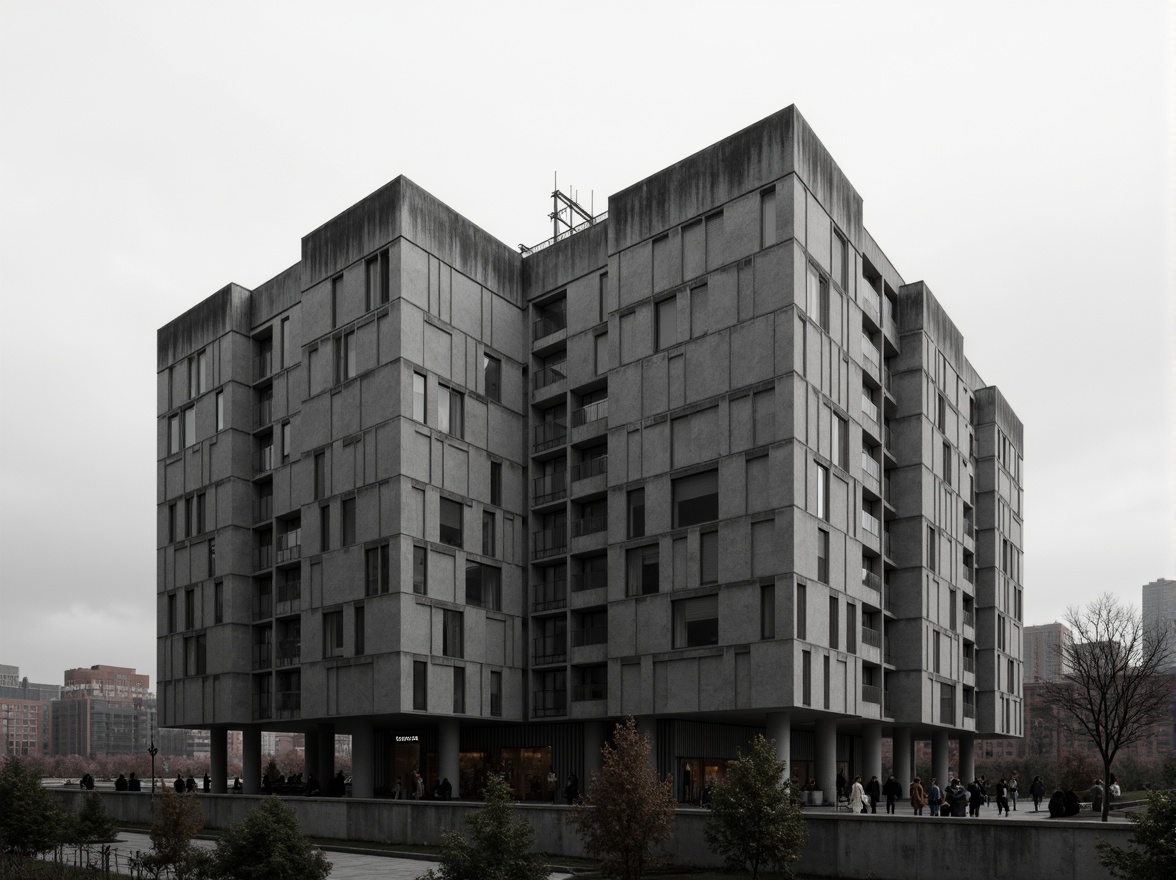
(72, 792, 119, 843)
(416, 774, 547, 880)
(1096, 790, 1176, 880)
(0, 756, 68, 858)
(206, 796, 330, 880)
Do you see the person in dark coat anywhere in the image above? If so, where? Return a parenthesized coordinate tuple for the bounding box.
(835, 770, 847, 799)
(1030, 775, 1046, 811)
(128, 773, 141, 792)
(174, 774, 185, 794)
(564, 772, 579, 805)
(115, 773, 128, 791)
(947, 778, 969, 817)
(882, 775, 902, 814)
(968, 778, 984, 817)
(203, 773, 211, 793)
(185, 774, 196, 793)
(1048, 789, 1065, 817)
(1063, 788, 1080, 817)
(995, 778, 1009, 816)
(865, 775, 882, 814)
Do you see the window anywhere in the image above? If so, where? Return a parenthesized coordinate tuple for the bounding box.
(823, 655, 831, 709)
(950, 589, 958, 629)
(927, 526, 936, 572)
(314, 453, 326, 500)
(484, 354, 501, 403)
(802, 650, 812, 705)
(168, 503, 177, 543)
(482, 511, 496, 557)
(355, 605, 365, 656)
(184, 496, 194, 539)
(690, 284, 709, 336)
(490, 461, 502, 506)
(365, 544, 390, 596)
(183, 406, 195, 447)
(760, 187, 777, 248)
(761, 584, 775, 639)
(280, 317, 290, 369)
(598, 272, 608, 322)
(319, 504, 330, 551)
(413, 660, 427, 710)
(331, 276, 342, 328)
(281, 422, 291, 463)
(673, 469, 718, 527)
(442, 609, 464, 658)
(674, 595, 718, 648)
(656, 297, 677, 350)
(934, 630, 942, 673)
(365, 250, 389, 310)
(413, 546, 427, 595)
(185, 589, 195, 629)
(817, 529, 829, 583)
(816, 464, 829, 521)
(437, 385, 463, 438)
(938, 394, 947, 432)
(216, 391, 224, 431)
(846, 603, 856, 654)
(169, 414, 181, 454)
(942, 441, 951, 486)
(806, 264, 829, 331)
(439, 498, 463, 547)
(796, 583, 807, 639)
(413, 373, 426, 423)
(342, 497, 356, 546)
(167, 593, 177, 634)
(184, 634, 207, 676)
(452, 666, 465, 714)
(465, 563, 501, 611)
(682, 219, 704, 279)
(627, 488, 645, 538)
(832, 232, 847, 289)
(323, 610, 343, 658)
(490, 670, 502, 716)
(626, 544, 659, 596)
(700, 530, 719, 584)
(829, 597, 839, 649)
(196, 350, 208, 394)
(833, 415, 848, 469)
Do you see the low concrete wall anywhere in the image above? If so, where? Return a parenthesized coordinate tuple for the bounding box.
(52, 790, 1134, 880)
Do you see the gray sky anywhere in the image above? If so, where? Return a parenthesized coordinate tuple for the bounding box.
(1, 0, 1172, 688)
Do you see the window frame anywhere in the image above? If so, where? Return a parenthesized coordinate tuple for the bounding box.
(673, 594, 719, 649)
(439, 498, 463, 548)
(672, 469, 718, 528)
(626, 544, 659, 596)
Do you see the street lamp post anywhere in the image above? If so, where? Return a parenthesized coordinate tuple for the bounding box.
(148, 737, 159, 794)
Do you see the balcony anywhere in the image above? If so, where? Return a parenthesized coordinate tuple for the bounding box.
(251, 591, 272, 621)
(862, 684, 882, 705)
(253, 446, 274, 475)
(572, 683, 607, 702)
(862, 627, 882, 649)
(533, 362, 567, 391)
(532, 313, 567, 341)
(532, 525, 567, 560)
(276, 579, 300, 614)
(254, 398, 273, 430)
(861, 511, 881, 538)
(963, 567, 974, 584)
(254, 351, 273, 383)
(253, 545, 273, 572)
(251, 643, 271, 671)
(532, 580, 567, 613)
(533, 420, 567, 454)
(964, 519, 975, 538)
(253, 495, 273, 523)
(275, 639, 301, 668)
(883, 529, 893, 559)
(862, 569, 881, 594)
(532, 689, 567, 718)
(572, 625, 608, 647)
(861, 451, 880, 480)
(963, 703, 976, 719)
(571, 456, 607, 483)
(571, 398, 608, 427)
(572, 570, 607, 592)
(571, 514, 607, 539)
(884, 690, 892, 716)
(533, 636, 567, 665)
(277, 529, 301, 564)
(883, 365, 894, 396)
(861, 393, 879, 425)
(253, 693, 272, 721)
(963, 610, 975, 628)
(861, 282, 880, 321)
(861, 333, 881, 369)
(533, 472, 567, 505)
(963, 656, 975, 674)
(276, 690, 300, 719)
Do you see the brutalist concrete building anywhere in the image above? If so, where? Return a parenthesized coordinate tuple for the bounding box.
(157, 106, 1024, 800)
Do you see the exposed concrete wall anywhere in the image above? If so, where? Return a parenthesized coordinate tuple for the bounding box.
(56, 790, 1131, 880)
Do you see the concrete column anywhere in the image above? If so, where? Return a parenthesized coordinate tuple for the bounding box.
(316, 723, 336, 789)
(766, 712, 792, 782)
(931, 730, 950, 790)
(892, 727, 912, 785)
(583, 720, 607, 788)
(303, 730, 320, 782)
(209, 729, 228, 794)
(351, 721, 375, 799)
(863, 723, 882, 784)
(438, 719, 459, 799)
(959, 734, 975, 783)
(242, 727, 261, 795)
(815, 719, 837, 801)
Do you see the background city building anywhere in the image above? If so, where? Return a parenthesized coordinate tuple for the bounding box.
(50, 665, 156, 758)
(156, 106, 1025, 800)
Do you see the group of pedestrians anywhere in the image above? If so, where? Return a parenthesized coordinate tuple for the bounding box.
(173, 772, 211, 793)
(841, 770, 1043, 818)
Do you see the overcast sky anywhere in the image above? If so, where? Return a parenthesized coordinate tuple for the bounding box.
(1, 1, 1172, 688)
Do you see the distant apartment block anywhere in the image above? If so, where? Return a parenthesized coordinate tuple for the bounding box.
(0, 664, 59, 758)
(1023, 622, 1073, 684)
(157, 106, 1025, 799)
(51, 665, 156, 757)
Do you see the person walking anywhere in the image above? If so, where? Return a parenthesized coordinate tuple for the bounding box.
(927, 777, 942, 817)
(849, 775, 867, 813)
(1091, 779, 1104, 814)
(1030, 775, 1046, 812)
(865, 775, 882, 815)
(995, 777, 1009, 816)
(947, 778, 969, 817)
(1009, 771, 1019, 810)
(882, 774, 902, 814)
(968, 778, 984, 817)
(910, 777, 927, 815)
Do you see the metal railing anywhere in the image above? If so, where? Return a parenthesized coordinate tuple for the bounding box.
(862, 451, 880, 480)
(861, 333, 881, 367)
(862, 684, 882, 705)
(254, 398, 272, 429)
(572, 625, 608, 647)
(862, 627, 882, 649)
(254, 351, 273, 382)
(253, 693, 272, 721)
(276, 690, 300, 718)
(532, 313, 568, 340)
(532, 580, 567, 612)
(571, 456, 607, 482)
(572, 570, 607, 592)
(251, 643, 271, 671)
(963, 656, 975, 674)
(254, 446, 274, 475)
(572, 683, 607, 702)
(532, 525, 567, 559)
(532, 689, 567, 718)
(533, 637, 567, 665)
(862, 511, 881, 537)
(523, 211, 608, 256)
(252, 591, 272, 621)
(533, 363, 567, 391)
(275, 639, 300, 667)
(533, 472, 567, 505)
(253, 545, 273, 572)
(571, 514, 607, 538)
(276, 529, 301, 564)
(862, 393, 879, 424)
(571, 398, 608, 427)
(253, 495, 272, 523)
(862, 570, 881, 593)
(533, 420, 567, 453)
(963, 610, 975, 628)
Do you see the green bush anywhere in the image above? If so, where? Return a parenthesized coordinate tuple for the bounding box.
(1096, 790, 1176, 880)
(206, 796, 330, 880)
(72, 792, 119, 844)
(0, 756, 68, 858)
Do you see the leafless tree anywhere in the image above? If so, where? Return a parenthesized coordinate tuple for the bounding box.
(1040, 593, 1174, 822)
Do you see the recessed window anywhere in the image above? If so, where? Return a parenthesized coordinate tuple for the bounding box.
(216, 392, 224, 431)
(442, 609, 464, 659)
(490, 670, 502, 717)
(413, 660, 427, 710)
(690, 284, 709, 337)
(802, 650, 812, 706)
(281, 422, 291, 463)
(816, 463, 829, 521)
(761, 584, 775, 639)
(833, 415, 848, 469)
(627, 488, 645, 539)
(185, 588, 195, 630)
(829, 596, 839, 650)
(832, 232, 847, 289)
(336, 330, 356, 383)
(656, 297, 677, 351)
(365, 544, 390, 596)
(354, 605, 365, 656)
(413, 372, 426, 423)
(169, 413, 181, 454)
(817, 529, 829, 583)
(323, 610, 343, 659)
(484, 354, 501, 403)
(490, 461, 502, 507)
(674, 594, 718, 648)
(673, 469, 718, 528)
(413, 545, 427, 595)
(465, 562, 501, 611)
(452, 666, 465, 714)
(314, 452, 326, 500)
(319, 504, 330, 552)
(365, 250, 389, 311)
(437, 385, 463, 438)
(806, 264, 830, 331)
(183, 406, 196, 448)
(626, 545, 659, 596)
(167, 593, 177, 634)
(482, 511, 496, 557)
(796, 583, 807, 640)
(943, 441, 952, 487)
(168, 503, 177, 544)
(342, 497, 356, 546)
(928, 526, 936, 572)
(440, 498, 463, 548)
(700, 530, 719, 585)
(760, 188, 777, 249)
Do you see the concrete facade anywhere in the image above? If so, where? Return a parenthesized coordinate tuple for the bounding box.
(157, 106, 1024, 800)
